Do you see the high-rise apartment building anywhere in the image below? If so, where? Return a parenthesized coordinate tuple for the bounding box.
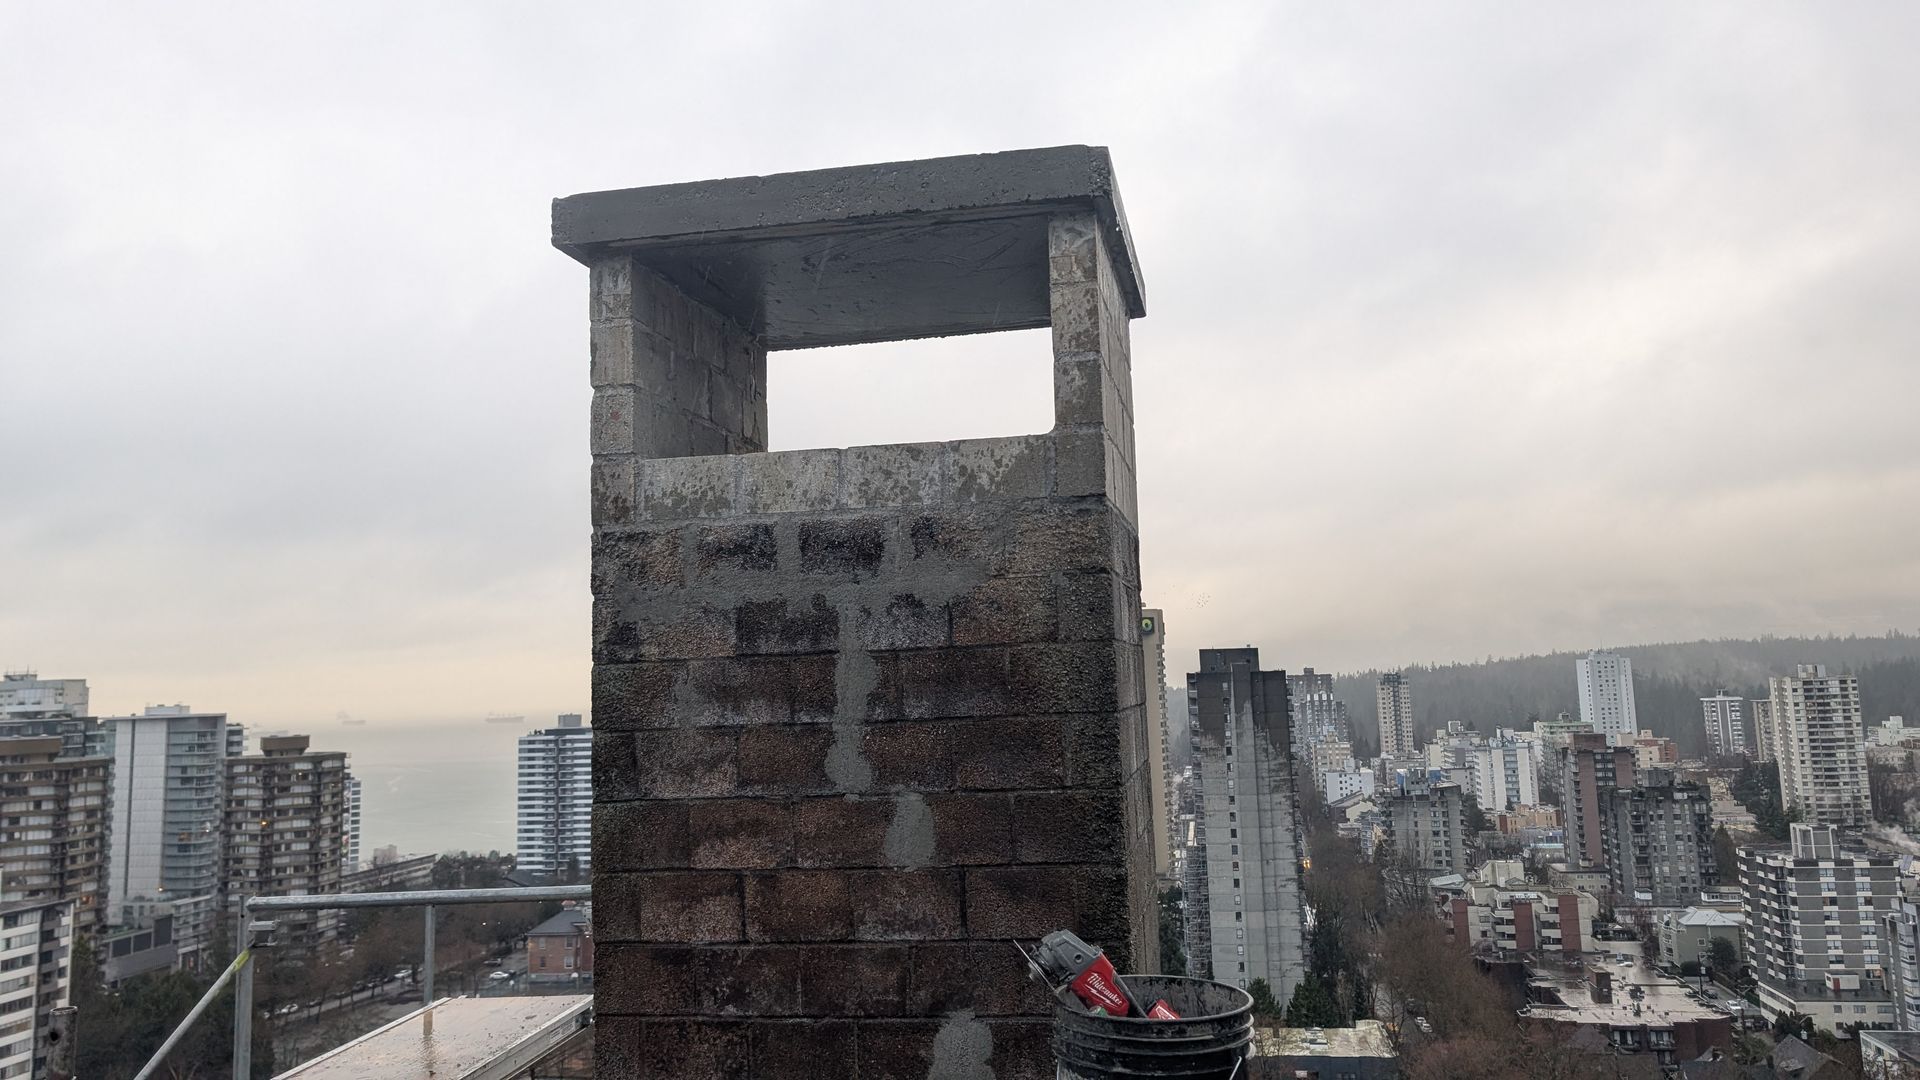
(516, 714, 592, 879)
(1376, 673, 1415, 758)
(1601, 769, 1715, 908)
(343, 773, 363, 874)
(106, 705, 235, 965)
(1288, 668, 1349, 745)
(1467, 733, 1540, 812)
(1741, 825, 1898, 1028)
(0, 897, 73, 1079)
(0, 737, 110, 931)
(1769, 665, 1870, 828)
(1561, 732, 1637, 870)
(1751, 698, 1776, 764)
(1700, 692, 1748, 758)
(1181, 649, 1305, 998)
(1382, 778, 1468, 876)
(1886, 888, 1920, 1030)
(1576, 650, 1638, 740)
(222, 735, 349, 949)
(1140, 609, 1173, 878)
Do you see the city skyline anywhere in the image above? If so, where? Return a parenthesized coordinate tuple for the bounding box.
(6, 4, 1920, 727)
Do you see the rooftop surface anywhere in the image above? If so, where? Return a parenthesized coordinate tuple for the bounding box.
(1863, 1029, 1920, 1062)
(550, 145, 1144, 349)
(1254, 1020, 1396, 1059)
(1526, 959, 1728, 1028)
(273, 995, 590, 1080)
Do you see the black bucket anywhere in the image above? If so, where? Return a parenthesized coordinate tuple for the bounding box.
(1053, 975, 1254, 1078)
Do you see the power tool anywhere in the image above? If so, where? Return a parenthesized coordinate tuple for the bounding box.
(1023, 929, 1179, 1019)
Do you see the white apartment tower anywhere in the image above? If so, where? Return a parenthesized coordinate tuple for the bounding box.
(1467, 733, 1540, 811)
(1700, 692, 1748, 757)
(517, 714, 593, 878)
(1769, 665, 1870, 828)
(343, 773, 363, 874)
(1140, 609, 1174, 879)
(1576, 650, 1638, 740)
(1376, 673, 1415, 758)
(106, 705, 235, 965)
(1181, 649, 1306, 999)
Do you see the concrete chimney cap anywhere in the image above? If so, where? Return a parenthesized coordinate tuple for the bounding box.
(551, 145, 1145, 350)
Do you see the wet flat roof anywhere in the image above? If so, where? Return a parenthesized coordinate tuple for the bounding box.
(273, 995, 590, 1080)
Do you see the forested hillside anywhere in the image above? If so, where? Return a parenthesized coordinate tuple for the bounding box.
(1325, 633, 1920, 758)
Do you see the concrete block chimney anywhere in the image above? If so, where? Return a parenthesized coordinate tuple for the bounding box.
(554, 146, 1153, 1078)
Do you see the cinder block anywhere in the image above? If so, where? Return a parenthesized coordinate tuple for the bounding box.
(693, 523, 778, 579)
(949, 436, 1048, 502)
(738, 449, 840, 514)
(799, 945, 913, 1017)
(897, 648, 1010, 719)
(855, 1021, 940, 1080)
(593, 732, 640, 801)
(788, 654, 841, 723)
(590, 458, 636, 527)
(631, 731, 737, 798)
(987, 1020, 1057, 1080)
(735, 595, 841, 655)
(745, 870, 852, 941)
(749, 1020, 857, 1075)
(1011, 791, 1127, 864)
(639, 456, 738, 520)
(861, 722, 955, 790)
(594, 800, 691, 870)
(1007, 641, 1121, 714)
(908, 943, 1052, 1017)
(950, 576, 1057, 647)
(590, 321, 635, 387)
(927, 792, 1013, 865)
(688, 799, 793, 868)
(962, 865, 1091, 938)
(841, 442, 945, 509)
(950, 717, 1068, 791)
(1051, 429, 1111, 499)
(634, 1020, 749, 1080)
(621, 871, 744, 943)
(849, 869, 964, 940)
(680, 657, 794, 727)
(590, 386, 637, 456)
(798, 517, 891, 580)
(592, 530, 684, 593)
(1065, 715, 1123, 789)
(792, 796, 892, 868)
(852, 593, 950, 651)
(589, 256, 632, 322)
(737, 726, 835, 795)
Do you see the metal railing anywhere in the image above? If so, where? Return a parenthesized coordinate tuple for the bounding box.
(134, 884, 591, 1080)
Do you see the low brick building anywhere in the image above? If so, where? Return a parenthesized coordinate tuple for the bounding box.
(527, 906, 593, 983)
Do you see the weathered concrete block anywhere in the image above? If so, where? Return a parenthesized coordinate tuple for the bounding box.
(841, 442, 945, 509)
(639, 455, 738, 520)
(688, 799, 793, 868)
(738, 449, 840, 514)
(949, 436, 1048, 503)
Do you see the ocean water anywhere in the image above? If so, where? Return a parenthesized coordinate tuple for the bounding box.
(323, 720, 530, 858)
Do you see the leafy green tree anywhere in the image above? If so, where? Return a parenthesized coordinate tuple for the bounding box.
(1246, 977, 1283, 1021)
(1708, 935, 1740, 972)
(1157, 886, 1186, 974)
(1459, 791, 1489, 836)
(1283, 972, 1344, 1028)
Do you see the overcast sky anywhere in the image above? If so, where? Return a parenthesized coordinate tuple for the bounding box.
(3, 2, 1916, 726)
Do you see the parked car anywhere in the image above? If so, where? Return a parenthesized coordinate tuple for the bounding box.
(275, 1003, 300, 1016)
(487, 970, 513, 982)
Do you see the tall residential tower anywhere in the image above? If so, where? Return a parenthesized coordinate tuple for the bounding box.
(1576, 650, 1638, 740)
(106, 705, 236, 964)
(1700, 692, 1748, 757)
(1376, 673, 1415, 758)
(516, 714, 593, 879)
(1181, 649, 1305, 998)
(1769, 665, 1870, 828)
